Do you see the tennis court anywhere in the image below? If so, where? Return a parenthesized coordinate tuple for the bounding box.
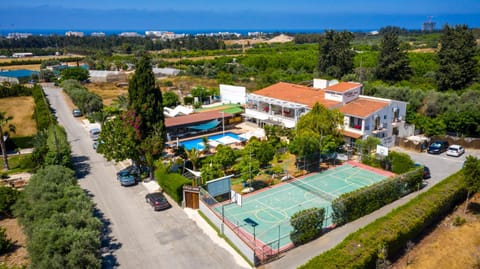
(214, 162, 393, 250)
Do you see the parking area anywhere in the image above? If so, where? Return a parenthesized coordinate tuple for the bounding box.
(392, 146, 480, 188)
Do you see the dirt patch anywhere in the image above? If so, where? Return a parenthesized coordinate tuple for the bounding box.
(86, 82, 128, 106)
(391, 193, 480, 269)
(0, 217, 29, 267)
(408, 48, 436, 53)
(0, 96, 37, 137)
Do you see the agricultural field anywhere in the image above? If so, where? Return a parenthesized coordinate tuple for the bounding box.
(0, 96, 36, 137)
(86, 82, 129, 106)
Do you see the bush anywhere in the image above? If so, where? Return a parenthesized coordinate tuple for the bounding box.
(10, 136, 34, 149)
(300, 170, 467, 269)
(0, 84, 32, 98)
(62, 79, 103, 115)
(332, 167, 423, 225)
(290, 208, 325, 246)
(32, 85, 52, 131)
(452, 216, 466, 226)
(0, 227, 13, 255)
(0, 185, 20, 217)
(155, 165, 192, 204)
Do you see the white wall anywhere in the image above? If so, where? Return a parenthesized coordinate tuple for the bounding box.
(220, 84, 246, 105)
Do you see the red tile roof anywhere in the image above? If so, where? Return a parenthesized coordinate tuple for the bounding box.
(252, 82, 340, 109)
(339, 97, 389, 118)
(325, 82, 362, 93)
(165, 110, 231, 127)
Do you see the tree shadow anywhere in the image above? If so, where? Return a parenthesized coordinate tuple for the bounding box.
(92, 204, 122, 269)
(72, 155, 91, 179)
(467, 201, 480, 214)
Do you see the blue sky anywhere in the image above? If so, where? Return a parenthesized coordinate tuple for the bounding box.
(1, 0, 479, 31)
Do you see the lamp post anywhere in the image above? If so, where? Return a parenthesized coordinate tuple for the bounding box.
(221, 111, 225, 136)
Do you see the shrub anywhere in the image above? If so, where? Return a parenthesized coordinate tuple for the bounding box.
(0, 227, 13, 255)
(10, 136, 34, 149)
(32, 85, 52, 131)
(452, 216, 466, 226)
(290, 207, 325, 246)
(155, 165, 192, 204)
(332, 167, 423, 225)
(0, 84, 32, 98)
(0, 185, 20, 217)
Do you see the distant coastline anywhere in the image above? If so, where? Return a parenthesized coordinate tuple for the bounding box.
(0, 28, 386, 37)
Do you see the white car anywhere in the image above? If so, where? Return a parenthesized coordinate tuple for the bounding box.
(89, 128, 101, 141)
(446, 144, 465, 157)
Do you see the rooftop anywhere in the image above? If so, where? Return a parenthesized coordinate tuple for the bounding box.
(251, 82, 340, 109)
(165, 110, 232, 127)
(324, 82, 362, 93)
(339, 97, 389, 118)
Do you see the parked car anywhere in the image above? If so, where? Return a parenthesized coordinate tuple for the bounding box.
(89, 128, 101, 141)
(446, 144, 465, 157)
(72, 108, 83, 117)
(117, 165, 150, 178)
(427, 140, 449, 154)
(145, 192, 171, 211)
(117, 171, 137, 186)
(414, 163, 431, 179)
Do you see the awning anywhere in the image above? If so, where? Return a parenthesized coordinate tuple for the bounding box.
(217, 136, 241, 145)
(187, 119, 220, 131)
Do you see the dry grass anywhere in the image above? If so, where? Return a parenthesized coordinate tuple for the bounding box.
(86, 82, 128, 106)
(0, 217, 29, 267)
(0, 96, 37, 136)
(0, 64, 42, 71)
(391, 194, 480, 269)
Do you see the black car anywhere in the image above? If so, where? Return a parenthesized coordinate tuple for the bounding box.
(145, 192, 170, 211)
(427, 140, 449, 154)
(415, 163, 431, 179)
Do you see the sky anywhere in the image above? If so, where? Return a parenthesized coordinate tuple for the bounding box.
(1, 0, 479, 32)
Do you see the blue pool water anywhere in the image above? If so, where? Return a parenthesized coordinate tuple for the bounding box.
(179, 132, 243, 150)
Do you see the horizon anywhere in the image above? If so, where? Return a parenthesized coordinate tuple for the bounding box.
(1, 1, 479, 32)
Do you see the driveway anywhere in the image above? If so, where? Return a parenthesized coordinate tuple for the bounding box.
(43, 85, 249, 269)
(261, 146, 476, 269)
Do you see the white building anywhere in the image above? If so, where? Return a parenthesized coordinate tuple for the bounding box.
(152, 67, 181, 77)
(243, 80, 410, 147)
(65, 31, 84, 37)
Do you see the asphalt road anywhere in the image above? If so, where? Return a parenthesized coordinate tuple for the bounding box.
(43, 85, 246, 269)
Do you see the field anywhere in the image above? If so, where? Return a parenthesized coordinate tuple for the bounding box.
(391, 193, 480, 269)
(0, 96, 37, 137)
(86, 82, 129, 106)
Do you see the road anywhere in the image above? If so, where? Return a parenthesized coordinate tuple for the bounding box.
(43, 85, 248, 269)
(262, 146, 479, 269)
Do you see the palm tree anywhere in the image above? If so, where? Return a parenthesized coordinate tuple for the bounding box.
(184, 148, 201, 187)
(0, 112, 16, 171)
(201, 136, 210, 154)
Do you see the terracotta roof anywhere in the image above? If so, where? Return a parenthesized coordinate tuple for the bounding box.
(339, 97, 389, 118)
(325, 82, 362, 93)
(165, 110, 231, 127)
(342, 129, 363, 139)
(252, 82, 340, 109)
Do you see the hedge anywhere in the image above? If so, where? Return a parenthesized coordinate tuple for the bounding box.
(61, 80, 103, 115)
(155, 167, 192, 204)
(331, 167, 423, 225)
(0, 84, 32, 98)
(299, 170, 467, 269)
(11, 136, 34, 149)
(32, 85, 52, 130)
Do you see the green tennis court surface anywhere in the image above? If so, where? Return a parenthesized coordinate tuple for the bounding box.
(215, 162, 391, 250)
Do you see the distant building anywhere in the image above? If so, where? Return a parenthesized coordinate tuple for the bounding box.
(12, 52, 33, 58)
(152, 67, 181, 77)
(119, 32, 142, 37)
(0, 69, 39, 84)
(6, 32, 32, 39)
(422, 17, 436, 32)
(89, 70, 127, 83)
(65, 31, 85, 37)
(91, 32, 106, 37)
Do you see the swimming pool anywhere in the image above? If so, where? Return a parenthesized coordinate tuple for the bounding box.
(178, 132, 243, 150)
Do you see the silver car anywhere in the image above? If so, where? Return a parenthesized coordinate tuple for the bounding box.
(446, 144, 465, 157)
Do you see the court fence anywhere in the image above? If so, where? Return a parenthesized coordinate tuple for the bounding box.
(198, 187, 333, 266)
